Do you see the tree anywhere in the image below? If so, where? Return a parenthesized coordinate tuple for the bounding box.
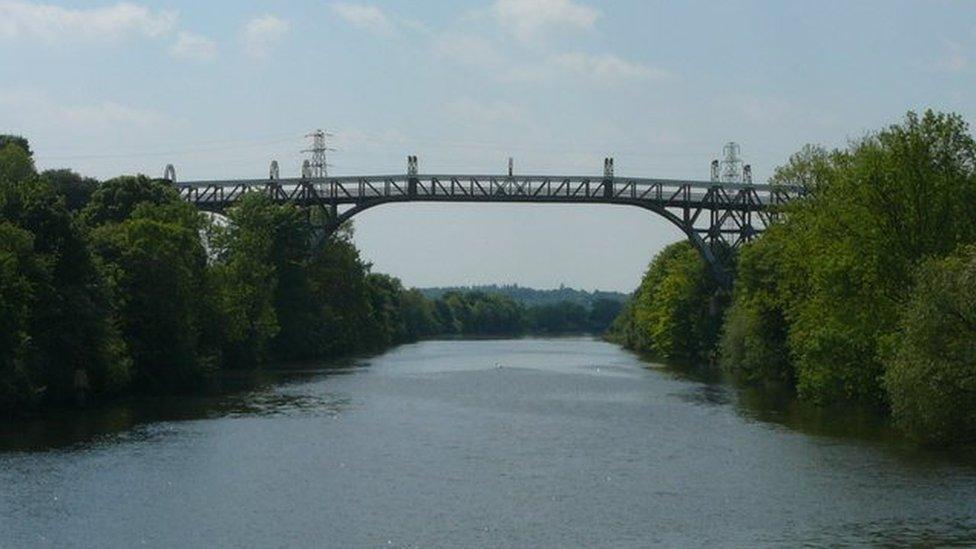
(1, 139, 128, 404)
(616, 241, 724, 361)
(82, 175, 181, 227)
(42, 169, 99, 212)
(788, 111, 976, 404)
(0, 223, 45, 414)
(400, 288, 442, 340)
(719, 224, 794, 385)
(717, 111, 976, 409)
(92, 213, 211, 391)
(0, 141, 35, 183)
(884, 247, 976, 444)
(589, 298, 624, 333)
(209, 194, 281, 368)
(367, 273, 408, 347)
(0, 135, 32, 157)
(527, 301, 589, 333)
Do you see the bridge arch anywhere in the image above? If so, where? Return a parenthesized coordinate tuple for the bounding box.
(324, 198, 727, 286)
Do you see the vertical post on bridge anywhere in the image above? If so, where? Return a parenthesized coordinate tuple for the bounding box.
(603, 157, 614, 198)
(407, 155, 418, 197)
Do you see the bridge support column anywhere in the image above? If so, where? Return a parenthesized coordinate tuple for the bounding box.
(407, 155, 418, 197)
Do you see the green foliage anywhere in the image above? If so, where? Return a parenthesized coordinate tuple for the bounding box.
(588, 298, 625, 333)
(608, 241, 725, 362)
(719, 110, 976, 421)
(82, 175, 180, 226)
(719, 224, 793, 385)
(0, 142, 35, 183)
(367, 273, 409, 347)
(209, 194, 281, 368)
(526, 301, 590, 333)
(41, 169, 99, 212)
(0, 223, 45, 413)
(0, 135, 32, 157)
(400, 289, 443, 340)
(435, 291, 525, 336)
(524, 299, 623, 334)
(295, 231, 380, 357)
(0, 142, 127, 408)
(419, 284, 627, 309)
(91, 212, 212, 392)
(423, 287, 623, 335)
(884, 247, 976, 444)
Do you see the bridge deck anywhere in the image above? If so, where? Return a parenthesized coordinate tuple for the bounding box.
(174, 174, 803, 211)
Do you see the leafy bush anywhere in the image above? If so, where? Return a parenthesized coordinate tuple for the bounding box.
(884, 247, 976, 444)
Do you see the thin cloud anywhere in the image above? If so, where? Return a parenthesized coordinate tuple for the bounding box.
(331, 3, 394, 36)
(492, 0, 599, 41)
(170, 31, 217, 61)
(62, 101, 179, 130)
(554, 53, 670, 82)
(242, 14, 290, 59)
(434, 33, 503, 67)
(937, 40, 967, 73)
(0, 89, 180, 132)
(0, 1, 176, 42)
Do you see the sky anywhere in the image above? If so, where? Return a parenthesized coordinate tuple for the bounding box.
(2, 0, 975, 291)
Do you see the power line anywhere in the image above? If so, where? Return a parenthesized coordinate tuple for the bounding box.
(35, 133, 304, 161)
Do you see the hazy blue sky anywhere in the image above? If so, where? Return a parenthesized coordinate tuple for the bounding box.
(2, 0, 974, 290)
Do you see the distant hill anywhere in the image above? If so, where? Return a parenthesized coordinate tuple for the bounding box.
(416, 284, 629, 309)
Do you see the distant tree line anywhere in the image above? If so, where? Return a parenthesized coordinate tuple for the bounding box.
(0, 137, 620, 416)
(418, 284, 627, 309)
(607, 111, 976, 445)
(425, 290, 623, 336)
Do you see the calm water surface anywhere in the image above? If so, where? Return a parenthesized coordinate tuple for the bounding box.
(2, 338, 976, 548)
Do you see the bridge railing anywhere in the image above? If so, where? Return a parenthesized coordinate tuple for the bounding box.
(173, 174, 804, 209)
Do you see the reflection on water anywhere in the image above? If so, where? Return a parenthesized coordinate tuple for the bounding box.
(0, 360, 359, 452)
(653, 357, 976, 467)
(1, 338, 975, 548)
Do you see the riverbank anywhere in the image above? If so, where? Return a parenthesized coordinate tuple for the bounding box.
(606, 111, 976, 445)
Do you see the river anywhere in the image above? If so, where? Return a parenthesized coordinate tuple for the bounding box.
(2, 337, 975, 547)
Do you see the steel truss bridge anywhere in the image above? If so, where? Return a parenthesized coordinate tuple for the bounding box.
(165, 159, 805, 286)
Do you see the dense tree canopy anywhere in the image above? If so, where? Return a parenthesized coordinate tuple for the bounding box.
(606, 111, 976, 444)
(41, 169, 99, 212)
(91, 211, 211, 390)
(0, 138, 127, 407)
(720, 111, 976, 408)
(606, 241, 725, 362)
(715, 111, 976, 442)
(884, 247, 976, 443)
(0, 135, 467, 412)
